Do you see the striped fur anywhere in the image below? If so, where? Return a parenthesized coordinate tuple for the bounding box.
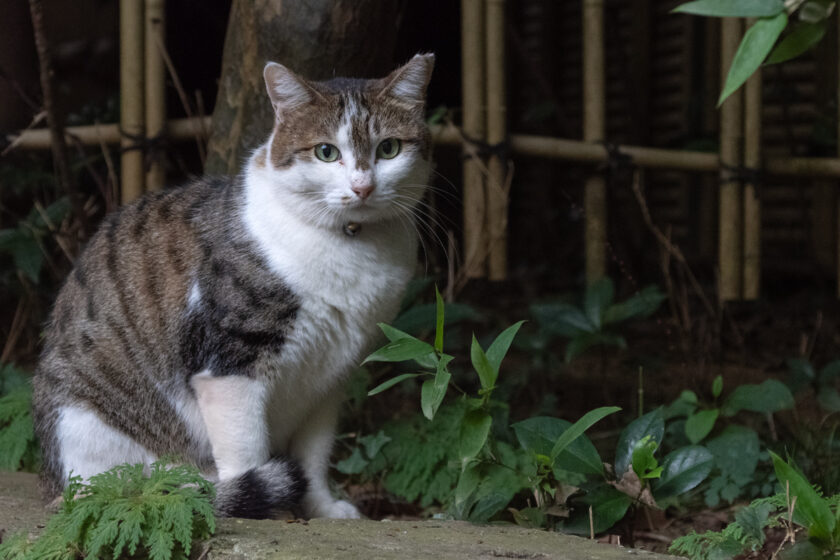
(32, 54, 434, 519)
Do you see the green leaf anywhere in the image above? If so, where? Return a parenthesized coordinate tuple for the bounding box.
(12, 236, 42, 283)
(392, 303, 481, 336)
(707, 426, 760, 482)
(817, 386, 840, 412)
(362, 337, 435, 365)
(459, 410, 492, 462)
(359, 431, 391, 459)
(378, 323, 417, 343)
(512, 416, 604, 476)
(684, 408, 719, 444)
(631, 435, 662, 479)
(736, 501, 775, 544)
(779, 540, 825, 560)
(712, 375, 723, 398)
(485, 321, 525, 376)
(766, 21, 827, 64)
(550, 406, 621, 461)
(584, 277, 614, 329)
(799, 0, 836, 22)
(652, 445, 714, 501)
(564, 486, 632, 535)
(722, 379, 795, 416)
(673, 0, 785, 17)
(471, 335, 496, 390)
(530, 302, 595, 336)
(434, 286, 444, 353)
(719, 12, 788, 106)
(335, 447, 369, 474)
(818, 360, 840, 383)
(603, 285, 667, 324)
(367, 373, 424, 396)
(770, 451, 835, 540)
(615, 408, 665, 477)
(420, 358, 452, 420)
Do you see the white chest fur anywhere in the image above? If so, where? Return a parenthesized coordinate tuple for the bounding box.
(242, 159, 417, 447)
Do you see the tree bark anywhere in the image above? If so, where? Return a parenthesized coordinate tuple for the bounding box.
(205, 0, 407, 176)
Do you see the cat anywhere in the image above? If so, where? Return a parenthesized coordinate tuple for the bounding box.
(32, 53, 435, 519)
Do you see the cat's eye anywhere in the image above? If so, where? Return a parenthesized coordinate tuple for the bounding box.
(376, 138, 401, 160)
(314, 143, 340, 162)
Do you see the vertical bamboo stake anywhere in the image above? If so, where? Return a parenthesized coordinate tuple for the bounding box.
(718, 18, 744, 301)
(485, 0, 507, 281)
(144, 0, 166, 191)
(743, 53, 761, 300)
(837, 5, 840, 298)
(120, 0, 145, 204)
(461, 0, 487, 278)
(583, 0, 606, 283)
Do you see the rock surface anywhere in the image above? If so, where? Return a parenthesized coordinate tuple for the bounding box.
(0, 472, 676, 559)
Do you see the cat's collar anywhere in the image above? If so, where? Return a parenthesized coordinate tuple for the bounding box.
(343, 222, 362, 237)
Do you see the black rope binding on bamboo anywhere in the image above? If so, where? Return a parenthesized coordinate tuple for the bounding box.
(598, 141, 634, 173)
(719, 162, 764, 199)
(118, 126, 168, 170)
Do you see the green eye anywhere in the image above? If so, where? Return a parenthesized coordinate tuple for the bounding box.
(314, 143, 340, 162)
(376, 138, 401, 159)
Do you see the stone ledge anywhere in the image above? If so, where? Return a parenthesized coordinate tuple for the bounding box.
(0, 472, 675, 559)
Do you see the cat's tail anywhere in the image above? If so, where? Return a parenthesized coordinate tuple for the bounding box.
(213, 457, 307, 519)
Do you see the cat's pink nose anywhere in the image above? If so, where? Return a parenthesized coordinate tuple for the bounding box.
(352, 184, 374, 200)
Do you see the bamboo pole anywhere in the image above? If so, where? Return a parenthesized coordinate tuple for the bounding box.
(120, 0, 145, 204)
(837, 4, 840, 298)
(718, 18, 744, 301)
(11, 117, 840, 179)
(583, 0, 607, 283)
(485, 0, 507, 281)
(743, 55, 762, 300)
(144, 0, 166, 191)
(461, 0, 487, 278)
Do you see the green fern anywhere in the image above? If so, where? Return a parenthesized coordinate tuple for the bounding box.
(0, 461, 216, 560)
(668, 493, 789, 560)
(0, 385, 38, 472)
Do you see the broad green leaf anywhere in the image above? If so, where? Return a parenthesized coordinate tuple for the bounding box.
(434, 286, 444, 353)
(615, 408, 664, 477)
(471, 335, 496, 390)
(652, 446, 714, 500)
(817, 386, 840, 412)
(767, 21, 827, 64)
(770, 451, 835, 540)
(512, 416, 604, 476)
(367, 373, 424, 396)
(818, 360, 840, 383)
(392, 303, 481, 336)
(787, 357, 816, 393)
(12, 236, 43, 283)
(799, 0, 836, 22)
(359, 431, 392, 459)
(712, 375, 723, 398)
(779, 540, 825, 560)
(530, 302, 595, 336)
(722, 379, 794, 416)
(485, 320, 526, 376)
(459, 410, 492, 462)
(362, 337, 435, 365)
(673, 0, 785, 17)
(335, 447, 369, 474)
(510, 507, 546, 529)
(631, 435, 662, 479)
(564, 486, 631, 535)
(584, 277, 614, 329)
(420, 377, 446, 420)
(707, 426, 760, 481)
(719, 12, 788, 106)
(664, 390, 699, 419)
(603, 285, 667, 324)
(550, 406, 621, 461)
(378, 323, 419, 343)
(684, 408, 719, 444)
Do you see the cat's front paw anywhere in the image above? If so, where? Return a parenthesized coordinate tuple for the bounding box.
(317, 499, 362, 519)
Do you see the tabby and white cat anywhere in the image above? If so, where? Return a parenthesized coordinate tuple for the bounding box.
(32, 54, 435, 519)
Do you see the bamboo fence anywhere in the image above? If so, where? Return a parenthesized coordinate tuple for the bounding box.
(9, 1, 840, 298)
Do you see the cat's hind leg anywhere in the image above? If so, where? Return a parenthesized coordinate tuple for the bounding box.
(55, 404, 157, 482)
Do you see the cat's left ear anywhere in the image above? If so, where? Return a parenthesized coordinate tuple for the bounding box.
(379, 53, 435, 103)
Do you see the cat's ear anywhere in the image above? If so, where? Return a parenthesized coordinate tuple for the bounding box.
(264, 62, 314, 118)
(379, 53, 435, 103)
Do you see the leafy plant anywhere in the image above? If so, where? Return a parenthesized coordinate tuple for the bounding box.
(674, 0, 836, 105)
(529, 278, 666, 363)
(0, 461, 216, 560)
(787, 357, 840, 412)
(670, 453, 840, 559)
(0, 364, 38, 472)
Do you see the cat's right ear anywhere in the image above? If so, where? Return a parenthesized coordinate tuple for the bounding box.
(264, 62, 313, 119)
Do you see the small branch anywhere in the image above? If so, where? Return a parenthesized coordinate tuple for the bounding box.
(28, 0, 84, 229)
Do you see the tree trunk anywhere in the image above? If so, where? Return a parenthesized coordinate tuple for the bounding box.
(205, 0, 407, 176)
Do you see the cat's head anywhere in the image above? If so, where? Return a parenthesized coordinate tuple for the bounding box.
(256, 54, 435, 230)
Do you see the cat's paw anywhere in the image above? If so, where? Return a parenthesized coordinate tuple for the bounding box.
(318, 499, 362, 519)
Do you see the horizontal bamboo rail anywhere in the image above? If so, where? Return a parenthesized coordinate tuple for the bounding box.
(11, 117, 840, 180)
